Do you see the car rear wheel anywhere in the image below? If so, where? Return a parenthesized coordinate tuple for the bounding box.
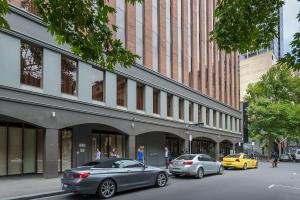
(243, 163, 248, 170)
(156, 172, 167, 187)
(98, 179, 116, 199)
(219, 166, 224, 175)
(195, 168, 204, 179)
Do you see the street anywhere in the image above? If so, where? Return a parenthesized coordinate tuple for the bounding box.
(40, 162, 300, 200)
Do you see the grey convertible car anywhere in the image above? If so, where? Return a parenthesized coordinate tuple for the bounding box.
(61, 158, 168, 199)
(169, 154, 224, 178)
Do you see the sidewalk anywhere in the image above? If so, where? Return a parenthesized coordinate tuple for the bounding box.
(0, 174, 64, 200)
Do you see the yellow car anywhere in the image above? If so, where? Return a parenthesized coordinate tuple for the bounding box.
(222, 153, 258, 170)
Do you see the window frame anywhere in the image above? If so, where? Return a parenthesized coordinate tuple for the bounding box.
(61, 55, 78, 96)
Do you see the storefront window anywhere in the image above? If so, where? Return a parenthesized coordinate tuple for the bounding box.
(20, 41, 43, 88)
(153, 88, 160, 114)
(8, 127, 22, 175)
(0, 126, 7, 176)
(136, 83, 145, 111)
(198, 106, 202, 124)
(61, 56, 78, 96)
(206, 109, 210, 126)
(117, 76, 127, 107)
(23, 128, 36, 174)
(167, 94, 173, 117)
(92, 68, 105, 102)
(179, 98, 184, 120)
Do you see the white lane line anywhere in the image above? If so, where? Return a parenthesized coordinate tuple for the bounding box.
(268, 184, 275, 189)
(268, 184, 300, 190)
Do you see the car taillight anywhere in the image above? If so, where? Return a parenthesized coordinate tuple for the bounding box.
(73, 171, 90, 179)
(183, 161, 193, 165)
(235, 159, 240, 162)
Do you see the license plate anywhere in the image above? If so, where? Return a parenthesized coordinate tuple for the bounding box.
(172, 168, 181, 171)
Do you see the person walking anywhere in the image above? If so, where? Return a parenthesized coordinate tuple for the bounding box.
(96, 148, 101, 160)
(164, 147, 171, 169)
(271, 152, 279, 168)
(110, 148, 118, 158)
(137, 146, 144, 163)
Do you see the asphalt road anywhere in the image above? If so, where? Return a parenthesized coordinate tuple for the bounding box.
(40, 162, 300, 200)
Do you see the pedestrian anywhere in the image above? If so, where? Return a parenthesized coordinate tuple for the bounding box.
(110, 148, 118, 158)
(137, 146, 144, 163)
(165, 147, 171, 169)
(96, 148, 101, 160)
(271, 152, 279, 168)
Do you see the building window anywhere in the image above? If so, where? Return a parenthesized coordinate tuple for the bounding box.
(179, 98, 184, 120)
(117, 75, 127, 107)
(213, 110, 217, 127)
(92, 68, 105, 102)
(198, 105, 202, 124)
(167, 94, 173, 117)
(225, 114, 228, 129)
(153, 88, 160, 114)
(206, 109, 210, 126)
(189, 102, 193, 122)
(61, 56, 78, 96)
(20, 41, 43, 88)
(136, 83, 145, 111)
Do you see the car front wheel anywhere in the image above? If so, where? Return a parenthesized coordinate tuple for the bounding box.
(243, 163, 248, 170)
(98, 179, 116, 199)
(156, 172, 167, 187)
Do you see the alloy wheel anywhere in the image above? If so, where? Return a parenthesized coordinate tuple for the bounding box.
(156, 173, 167, 187)
(196, 168, 204, 179)
(99, 179, 116, 199)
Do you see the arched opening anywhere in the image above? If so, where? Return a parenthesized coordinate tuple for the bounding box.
(58, 123, 128, 171)
(0, 114, 45, 176)
(136, 132, 185, 167)
(191, 137, 217, 159)
(220, 140, 234, 159)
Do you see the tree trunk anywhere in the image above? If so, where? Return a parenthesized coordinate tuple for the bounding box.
(278, 142, 282, 156)
(267, 135, 273, 160)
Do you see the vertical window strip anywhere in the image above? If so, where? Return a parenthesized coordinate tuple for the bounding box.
(187, 0, 191, 79)
(116, 0, 126, 44)
(136, 2, 144, 65)
(177, 0, 182, 82)
(166, 0, 171, 78)
(152, 0, 159, 71)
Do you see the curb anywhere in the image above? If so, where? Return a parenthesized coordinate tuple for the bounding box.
(1, 190, 68, 200)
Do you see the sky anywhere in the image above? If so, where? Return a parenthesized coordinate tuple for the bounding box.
(283, 0, 300, 53)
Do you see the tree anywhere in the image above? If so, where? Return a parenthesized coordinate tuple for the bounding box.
(245, 64, 300, 159)
(211, 0, 300, 70)
(0, 0, 142, 71)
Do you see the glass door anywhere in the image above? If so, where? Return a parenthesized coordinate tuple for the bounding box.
(23, 128, 36, 173)
(8, 127, 23, 175)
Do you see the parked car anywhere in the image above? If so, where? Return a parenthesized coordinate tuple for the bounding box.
(61, 158, 168, 199)
(295, 149, 300, 162)
(279, 154, 291, 162)
(169, 154, 224, 178)
(222, 153, 258, 170)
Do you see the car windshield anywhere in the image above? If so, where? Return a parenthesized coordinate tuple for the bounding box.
(225, 154, 241, 158)
(176, 155, 196, 160)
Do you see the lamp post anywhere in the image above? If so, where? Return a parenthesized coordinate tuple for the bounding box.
(186, 122, 205, 154)
(251, 142, 255, 155)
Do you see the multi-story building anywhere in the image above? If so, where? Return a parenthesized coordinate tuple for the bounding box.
(239, 8, 283, 100)
(0, 0, 242, 178)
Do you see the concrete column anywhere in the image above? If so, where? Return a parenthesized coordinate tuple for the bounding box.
(233, 143, 236, 154)
(202, 106, 207, 127)
(44, 129, 59, 178)
(216, 111, 220, 129)
(182, 139, 189, 154)
(145, 86, 153, 115)
(193, 103, 198, 124)
(78, 62, 92, 102)
(44, 49, 61, 96)
(184, 100, 189, 123)
(127, 79, 137, 112)
(215, 142, 220, 161)
(105, 72, 117, 108)
(237, 119, 240, 133)
(126, 135, 136, 160)
(227, 115, 231, 131)
(160, 91, 167, 118)
(222, 113, 226, 130)
(209, 109, 213, 127)
(232, 117, 236, 132)
(173, 96, 179, 121)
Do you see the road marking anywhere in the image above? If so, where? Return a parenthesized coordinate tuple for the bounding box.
(268, 184, 275, 189)
(268, 184, 300, 190)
